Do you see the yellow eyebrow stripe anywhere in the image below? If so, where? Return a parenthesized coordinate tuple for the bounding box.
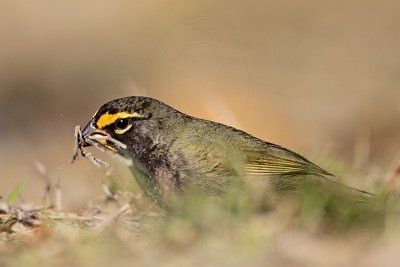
(96, 111, 142, 129)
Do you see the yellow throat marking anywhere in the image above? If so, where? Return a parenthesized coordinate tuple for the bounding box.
(96, 111, 142, 129)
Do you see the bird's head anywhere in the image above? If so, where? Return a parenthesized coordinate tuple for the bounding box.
(81, 96, 181, 159)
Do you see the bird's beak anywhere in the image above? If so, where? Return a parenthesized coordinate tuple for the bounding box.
(81, 120, 111, 148)
(81, 120, 96, 139)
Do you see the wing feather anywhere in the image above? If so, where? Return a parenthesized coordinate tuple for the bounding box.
(244, 146, 332, 177)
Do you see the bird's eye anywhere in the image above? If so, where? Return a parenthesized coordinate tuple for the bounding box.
(115, 118, 129, 130)
(114, 118, 132, 134)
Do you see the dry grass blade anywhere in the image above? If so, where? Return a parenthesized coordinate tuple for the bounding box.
(384, 161, 400, 195)
(95, 204, 131, 232)
(0, 208, 42, 234)
(71, 125, 82, 163)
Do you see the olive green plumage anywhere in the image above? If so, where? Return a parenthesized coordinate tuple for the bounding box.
(81, 96, 374, 211)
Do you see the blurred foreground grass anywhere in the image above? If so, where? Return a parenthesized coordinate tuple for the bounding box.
(0, 156, 400, 267)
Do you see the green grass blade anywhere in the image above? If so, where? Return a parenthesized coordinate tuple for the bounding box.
(7, 177, 27, 204)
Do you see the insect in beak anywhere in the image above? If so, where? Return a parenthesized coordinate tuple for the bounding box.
(71, 121, 129, 168)
(71, 124, 109, 167)
(81, 121, 127, 152)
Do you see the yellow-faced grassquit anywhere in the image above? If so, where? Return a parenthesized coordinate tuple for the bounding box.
(77, 96, 374, 210)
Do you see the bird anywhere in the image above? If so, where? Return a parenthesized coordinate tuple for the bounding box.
(77, 96, 377, 216)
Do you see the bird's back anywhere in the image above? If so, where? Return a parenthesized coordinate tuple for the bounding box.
(170, 117, 374, 205)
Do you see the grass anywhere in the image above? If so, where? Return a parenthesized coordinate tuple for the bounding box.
(0, 156, 399, 267)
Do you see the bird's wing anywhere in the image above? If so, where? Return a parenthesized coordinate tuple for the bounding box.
(243, 143, 333, 178)
(242, 144, 377, 203)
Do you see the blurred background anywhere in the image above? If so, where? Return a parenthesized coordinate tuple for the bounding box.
(0, 0, 399, 209)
